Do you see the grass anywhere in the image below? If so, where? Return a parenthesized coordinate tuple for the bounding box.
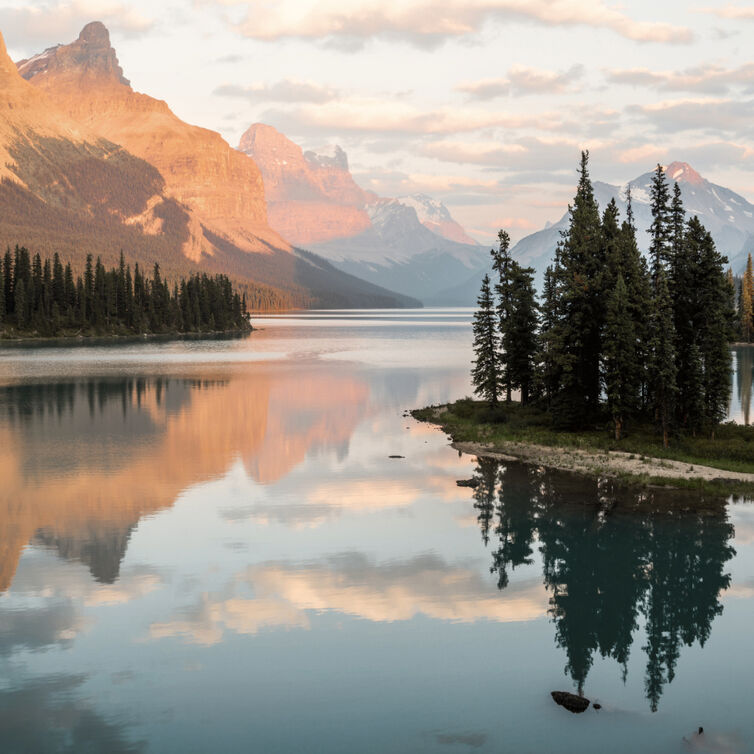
(412, 397, 754, 476)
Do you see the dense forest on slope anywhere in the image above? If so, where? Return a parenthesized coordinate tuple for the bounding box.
(0, 247, 251, 338)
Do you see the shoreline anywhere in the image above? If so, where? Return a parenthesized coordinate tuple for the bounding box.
(415, 404, 754, 495)
(0, 328, 252, 347)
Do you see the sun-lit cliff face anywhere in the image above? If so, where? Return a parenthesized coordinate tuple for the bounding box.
(0, 368, 369, 592)
(18, 22, 290, 261)
(239, 123, 374, 246)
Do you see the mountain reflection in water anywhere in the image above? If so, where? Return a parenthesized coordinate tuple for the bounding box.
(470, 456, 735, 711)
(0, 366, 369, 592)
(1, 319, 753, 753)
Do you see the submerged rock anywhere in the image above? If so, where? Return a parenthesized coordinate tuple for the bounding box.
(551, 691, 590, 713)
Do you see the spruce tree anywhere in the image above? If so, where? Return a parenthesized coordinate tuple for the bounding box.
(471, 274, 501, 406)
(603, 274, 637, 440)
(692, 218, 733, 435)
(668, 182, 685, 296)
(505, 263, 539, 405)
(539, 262, 561, 407)
(551, 150, 604, 427)
(649, 270, 677, 447)
(648, 164, 671, 288)
(491, 230, 514, 401)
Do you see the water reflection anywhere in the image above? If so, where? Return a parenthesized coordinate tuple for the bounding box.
(471, 458, 735, 711)
(0, 674, 144, 754)
(0, 367, 369, 593)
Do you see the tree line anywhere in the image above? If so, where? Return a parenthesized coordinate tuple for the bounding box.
(472, 152, 736, 444)
(0, 247, 251, 338)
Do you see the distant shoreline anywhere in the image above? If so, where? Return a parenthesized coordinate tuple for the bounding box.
(0, 327, 253, 348)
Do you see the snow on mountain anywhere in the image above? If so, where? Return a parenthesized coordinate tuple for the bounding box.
(240, 123, 487, 303)
(441, 162, 754, 305)
(396, 194, 480, 245)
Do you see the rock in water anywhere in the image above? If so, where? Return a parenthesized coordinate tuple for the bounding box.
(551, 691, 590, 713)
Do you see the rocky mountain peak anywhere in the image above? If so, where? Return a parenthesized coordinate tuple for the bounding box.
(664, 161, 704, 187)
(17, 21, 130, 86)
(305, 144, 348, 172)
(238, 122, 289, 154)
(0, 30, 18, 78)
(78, 20, 111, 46)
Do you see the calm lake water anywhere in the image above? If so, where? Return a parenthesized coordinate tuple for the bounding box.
(1, 309, 753, 754)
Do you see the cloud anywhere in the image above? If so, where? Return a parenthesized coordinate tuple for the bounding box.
(607, 63, 754, 95)
(698, 4, 754, 20)
(630, 97, 754, 136)
(258, 100, 569, 139)
(217, 0, 692, 48)
(458, 64, 584, 99)
(0, 600, 82, 656)
(149, 552, 547, 645)
(214, 79, 340, 104)
(0, 1, 152, 50)
(418, 137, 597, 172)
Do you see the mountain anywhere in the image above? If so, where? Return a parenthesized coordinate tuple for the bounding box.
(240, 123, 487, 303)
(13, 23, 417, 309)
(396, 194, 478, 245)
(445, 161, 754, 305)
(0, 27, 212, 294)
(238, 123, 374, 246)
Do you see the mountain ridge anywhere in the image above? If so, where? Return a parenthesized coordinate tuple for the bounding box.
(441, 161, 754, 305)
(9, 22, 419, 309)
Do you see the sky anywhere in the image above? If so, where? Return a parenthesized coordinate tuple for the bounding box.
(2, 0, 754, 244)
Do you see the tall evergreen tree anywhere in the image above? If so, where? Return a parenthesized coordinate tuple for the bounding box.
(668, 181, 685, 297)
(692, 218, 733, 435)
(539, 262, 561, 407)
(649, 270, 678, 447)
(471, 274, 501, 406)
(505, 263, 539, 405)
(648, 164, 671, 288)
(603, 274, 637, 440)
(551, 150, 604, 427)
(491, 229, 514, 402)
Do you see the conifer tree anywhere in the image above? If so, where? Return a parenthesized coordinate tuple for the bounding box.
(649, 270, 677, 447)
(668, 182, 685, 296)
(491, 230, 514, 401)
(692, 218, 733, 435)
(505, 263, 539, 405)
(539, 262, 561, 407)
(648, 164, 671, 288)
(551, 150, 604, 427)
(471, 274, 501, 406)
(603, 274, 637, 439)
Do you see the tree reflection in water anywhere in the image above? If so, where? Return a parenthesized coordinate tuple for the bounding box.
(471, 458, 735, 711)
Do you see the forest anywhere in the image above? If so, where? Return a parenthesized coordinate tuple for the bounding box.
(0, 247, 251, 338)
(473, 151, 736, 445)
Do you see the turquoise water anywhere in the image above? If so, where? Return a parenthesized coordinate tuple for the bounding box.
(0, 310, 752, 753)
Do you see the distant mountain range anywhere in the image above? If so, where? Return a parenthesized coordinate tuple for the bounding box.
(4, 21, 754, 310)
(446, 161, 754, 305)
(240, 123, 487, 304)
(5, 23, 419, 309)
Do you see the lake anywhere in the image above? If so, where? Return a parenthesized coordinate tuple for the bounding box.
(1, 310, 752, 753)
